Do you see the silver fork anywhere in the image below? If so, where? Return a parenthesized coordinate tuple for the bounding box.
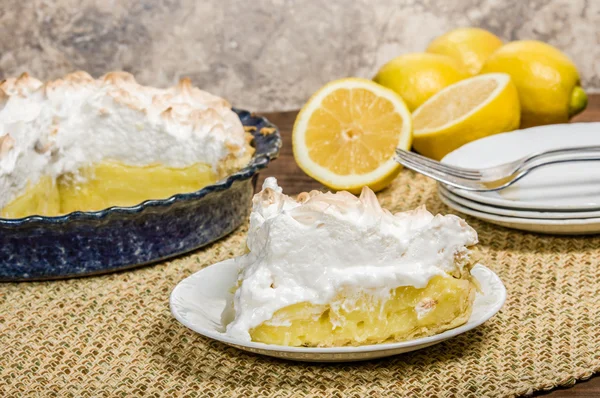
(395, 146, 600, 191)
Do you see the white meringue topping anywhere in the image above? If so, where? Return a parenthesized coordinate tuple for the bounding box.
(225, 177, 479, 341)
(0, 71, 248, 209)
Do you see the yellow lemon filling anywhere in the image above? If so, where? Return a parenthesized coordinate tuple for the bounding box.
(1, 161, 217, 218)
(250, 274, 476, 347)
(1, 176, 62, 219)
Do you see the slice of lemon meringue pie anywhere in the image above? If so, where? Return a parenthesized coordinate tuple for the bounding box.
(0, 71, 253, 218)
(224, 177, 479, 347)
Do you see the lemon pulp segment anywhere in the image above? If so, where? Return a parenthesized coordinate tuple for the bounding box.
(413, 77, 498, 131)
(293, 78, 412, 194)
(250, 274, 475, 347)
(1, 161, 217, 218)
(305, 88, 405, 175)
(412, 73, 520, 160)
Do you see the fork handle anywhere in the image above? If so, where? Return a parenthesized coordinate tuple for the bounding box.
(508, 150, 600, 189)
(522, 146, 600, 168)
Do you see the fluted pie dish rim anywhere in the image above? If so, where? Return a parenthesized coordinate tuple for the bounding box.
(0, 110, 280, 281)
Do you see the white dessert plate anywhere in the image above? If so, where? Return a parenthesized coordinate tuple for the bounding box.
(442, 123, 600, 211)
(170, 259, 506, 362)
(439, 189, 600, 235)
(438, 184, 600, 220)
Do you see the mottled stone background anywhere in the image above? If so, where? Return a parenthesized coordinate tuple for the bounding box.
(0, 0, 598, 111)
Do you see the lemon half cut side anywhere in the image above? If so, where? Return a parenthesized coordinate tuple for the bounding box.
(412, 73, 520, 161)
(293, 78, 412, 193)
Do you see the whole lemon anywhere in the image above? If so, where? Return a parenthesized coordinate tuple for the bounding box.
(373, 53, 469, 111)
(481, 40, 587, 127)
(427, 27, 503, 75)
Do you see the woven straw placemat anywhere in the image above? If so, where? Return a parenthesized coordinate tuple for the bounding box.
(1, 170, 599, 397)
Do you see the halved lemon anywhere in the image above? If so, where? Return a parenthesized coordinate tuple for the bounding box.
(412, 73, 520, 160)
(293, 78, 412, 194)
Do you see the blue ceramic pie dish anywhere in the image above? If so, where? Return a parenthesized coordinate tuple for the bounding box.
(0, 109, 281, 281)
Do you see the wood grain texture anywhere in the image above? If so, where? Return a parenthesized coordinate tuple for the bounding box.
(258, 95, 600, 397)
(256, 111, 323, 195)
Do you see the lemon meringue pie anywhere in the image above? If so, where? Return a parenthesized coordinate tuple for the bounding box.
(223, 177, 479, 347)
(0, 71, 253, 218)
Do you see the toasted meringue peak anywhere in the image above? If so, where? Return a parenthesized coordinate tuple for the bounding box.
(43, 71, 96, 94)
(33, 136, 55, 155)
(101, 71, 136, 85)
(177, 77, 194, 94)
(64, 71, 95, 84)
(160, 106, 174, 119)
(0, 134, 15, 158)
(296, 191, 311, 203)
(225, 178, 479, 340)
(0, 73, 43, 96)
(0, 89, 8, 110)
(0, 70, 250, 209)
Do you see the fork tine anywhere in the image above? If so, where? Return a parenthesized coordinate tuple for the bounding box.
(395, 149, 482, 177)
(395, 149, 480, 177)
(396, 157, 486, 191)
(395, 150, 483, 181)
(395, 152, 481, 183)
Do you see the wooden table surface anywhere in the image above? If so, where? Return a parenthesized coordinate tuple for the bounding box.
(257, 95, 600, 397)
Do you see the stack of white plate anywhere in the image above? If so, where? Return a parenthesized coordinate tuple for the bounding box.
(438, 123, 600, 235)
